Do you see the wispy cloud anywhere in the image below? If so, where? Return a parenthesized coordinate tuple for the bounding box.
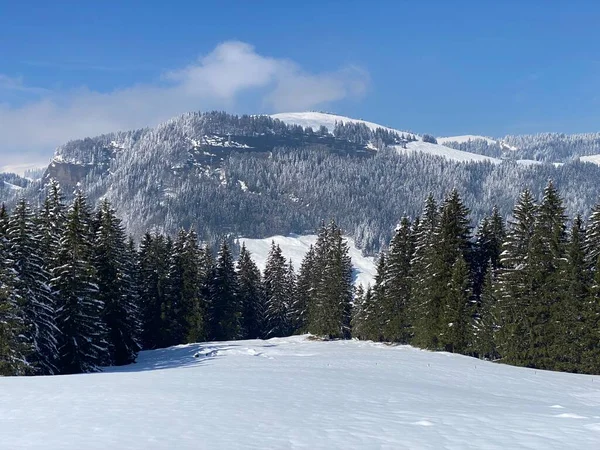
(0, 41, 369, 168)
(0, 74, 50, 94)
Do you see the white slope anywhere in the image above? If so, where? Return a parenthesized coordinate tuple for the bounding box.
(240, 234, 376, 288)
(396, 141, 502, 164)
(580, 154, 600, 165)
(272, 112, 503, 164)
(438, 135, 498, 146)
(271, 111, 416, 137)
(1, 181, 23, 190)
(3, 336, 600, 449)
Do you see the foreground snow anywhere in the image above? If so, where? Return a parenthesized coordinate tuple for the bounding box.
(239, 234, 376, 287)
(2, 336, 600, 449)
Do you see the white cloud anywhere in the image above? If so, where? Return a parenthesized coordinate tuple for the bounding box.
(0, 41, 369, 169)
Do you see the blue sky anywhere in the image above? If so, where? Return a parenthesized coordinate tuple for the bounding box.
(2, 0, 600, 168)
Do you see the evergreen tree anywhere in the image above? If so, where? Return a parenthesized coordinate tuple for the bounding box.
(237, 244, 264, 339)
(53, 191, 108, 373)
(410, 194, 440, 348)
(0, 227, 30, 375)
(138, 233, 168, 349)
(293, 245, 316, 334)
(474, 263, 499, 360)
(308, 221, 353, 339)
(94, 200, 140, 365)
(264, 242, 290, 337)
(6, 199, 58, 374)
(209, 241, 240, 341)
(496, 189, 537, 366)
(443, 256, 473, 353)
(527, 181, 568, 369)
(559, 215, 590, 371)
(383, 217, 414, 343)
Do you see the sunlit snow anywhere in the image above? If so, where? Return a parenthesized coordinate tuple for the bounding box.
(239, 234, 376, 288)
(2, 336, 600, 449)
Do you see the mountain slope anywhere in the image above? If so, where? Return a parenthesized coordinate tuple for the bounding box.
(239, 234, 376, 287)
(271, 111, 416, 136)
(2, 336, 599, 449)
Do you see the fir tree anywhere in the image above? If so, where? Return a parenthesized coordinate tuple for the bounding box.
(383, 217, 414, 343)
(308, 221, 353, 339)
(209, 241, 240, 341)
(6, 199, 58, 374)
(496, 189, 537, 366)
(264, 242, 290, 337)
(292, 245, 316, 334)
(474, 263, 499, 360)
(237, 244, 264, 339)
(94, 200, 140, 365)
(53, 191, 108, 373)
(410, 194, 440, 348)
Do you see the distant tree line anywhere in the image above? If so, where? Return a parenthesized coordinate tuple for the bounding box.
(2, 180, 600, 376)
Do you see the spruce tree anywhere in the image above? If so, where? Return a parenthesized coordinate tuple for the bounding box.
(474, 263, 499, 360)
(527, 181, 568, 369)
(53, 191, 109, 373)
(0, 225, 30, 375)
(138, 233, 168, 349)
(308, 221, 353, 339)
(443, 256, 473, 353)
(496, 189, 537, 366)
(264, 242, 290, 337)
(293, 245, 317, 334)
(410, 194, 440, 348)
(237, 244, 264, 339)
(94, 200, 140, 365)
(383, 217, 414, 343)
(6, 199, 58, 374)
(209, 241, 240, 341)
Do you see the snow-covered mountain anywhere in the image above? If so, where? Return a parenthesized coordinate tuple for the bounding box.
(272, 112, 499, 163)
(6, 109, 600, 255)
(2, 335, 599, 449)
(239, 234, 376, 288)
(271, 111, 417, 137)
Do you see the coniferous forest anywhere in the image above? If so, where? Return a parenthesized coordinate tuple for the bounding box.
(2, 179, 600, 376)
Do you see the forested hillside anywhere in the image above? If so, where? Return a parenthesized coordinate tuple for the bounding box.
(5, 111, 600, 254)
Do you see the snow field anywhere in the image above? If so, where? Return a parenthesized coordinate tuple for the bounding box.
(2, 336, 600, 449)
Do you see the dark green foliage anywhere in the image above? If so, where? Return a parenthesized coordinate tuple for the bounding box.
(208, 242, 240, 341)
(237, 244, 264, 339)
(94, 200, 140, 365)
(138, 233, 171, 350)
(264, 243, 290, 338)
(6, 199, 58, 374)
(53, 191, 109, 374)
(382, 218, 414, 343)
(307, 222, 353, 339)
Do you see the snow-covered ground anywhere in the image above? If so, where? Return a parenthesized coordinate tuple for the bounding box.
(580, 154, 600, 166)
(239, 234, 376, 288)
(396, 141, 502, 164)
(1, 181, 24, 190)
(437, 135, 498, 146)
(2, 336, 600, 449)
(271, 111, 416, 137)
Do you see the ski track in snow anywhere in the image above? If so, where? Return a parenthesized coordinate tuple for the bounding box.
(2, 336, 600, 449)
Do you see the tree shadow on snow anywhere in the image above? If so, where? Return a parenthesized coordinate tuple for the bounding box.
(104, 342, 241, 373)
